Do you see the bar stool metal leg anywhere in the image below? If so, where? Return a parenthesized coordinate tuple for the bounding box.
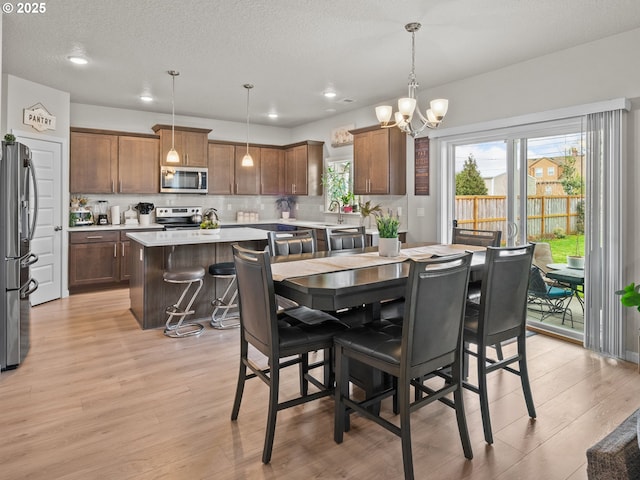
(163, 268, 205, 338)
(209, 262, 240, 329)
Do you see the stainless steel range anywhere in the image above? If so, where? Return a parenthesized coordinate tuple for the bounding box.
(155, 206, 203, 230)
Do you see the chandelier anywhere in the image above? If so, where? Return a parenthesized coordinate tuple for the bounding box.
(375, 22, 449, 137)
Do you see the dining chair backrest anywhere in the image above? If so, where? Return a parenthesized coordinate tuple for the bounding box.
(528, 265, 550, 297)
(402, 253, 472, 373)
(267, 229, 317, 256)
(477, 244, 535, 344)
(232, 244, 278, 358)
(452, 227, 502, 247)
(325, 225, 366, 251)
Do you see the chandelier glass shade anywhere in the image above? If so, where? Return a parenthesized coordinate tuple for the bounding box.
(166, 70, 180, 163)
(242, 83, 254, 167)
(375, 22, 448, 137)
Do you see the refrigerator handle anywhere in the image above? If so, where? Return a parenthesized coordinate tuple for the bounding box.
(20, 278, 39, 298)
(21, 252, 39, 267)
(28, 158, 39, 241)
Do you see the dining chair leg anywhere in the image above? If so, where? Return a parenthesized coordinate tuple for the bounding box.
(477, 346, 494, 444)
(263, 363, 280, 464)
(463, 342, 470, 380)
(453, 360, 473, 459)
(518, 335, 537, 419)
(231, 342, 248, 421)
(334, 345, 348, 443)
(300, 353, 309, 396)
(399, 380, 415, 480)
(494, 342, 504, 360)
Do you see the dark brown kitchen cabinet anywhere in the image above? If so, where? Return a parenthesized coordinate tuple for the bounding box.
(234, 146, 261, 194)
(69, 229, 157, 290)
(117, 136, 159, 193)
(260, 147, 284, 195)
(70, 128, 159, 194)
(70, 131, 118, 193)
(208, 142, 235, 195)
(69, 231, 120, 288)
(153, 124, 211, 167)
(284, 141, 323, 196)
(350, 125, 406, 195)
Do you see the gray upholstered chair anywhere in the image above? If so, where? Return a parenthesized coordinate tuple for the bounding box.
(325, 225, 366, 251)
(230, 244, 346, 464)
(462, 243, 536, 444)
(334, 253, 474, 480)
(267, 229, 317, 256)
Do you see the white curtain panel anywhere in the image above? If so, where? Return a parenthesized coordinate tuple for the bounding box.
(584, 109, 625, 358)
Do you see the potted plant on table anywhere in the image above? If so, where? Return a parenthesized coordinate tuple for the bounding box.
(340, 192, 354, 213)
(375, 211, 400, 257)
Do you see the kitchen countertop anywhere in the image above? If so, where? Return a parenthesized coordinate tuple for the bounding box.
(68, 223, 164, 232)
(126, 227, 268, 247)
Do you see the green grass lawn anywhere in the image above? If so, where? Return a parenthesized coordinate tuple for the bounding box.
(532, 235, 584, 263)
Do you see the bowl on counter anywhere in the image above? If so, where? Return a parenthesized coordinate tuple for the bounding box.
(200, 228, 221, 235)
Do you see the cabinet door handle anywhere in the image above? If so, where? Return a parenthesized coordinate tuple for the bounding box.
(121, 242, 125, 257)
(86, 235, 103, 239)
(119, 180, 123, 192)
(114, 243, 117, 258)
(111, 180, 115, 193)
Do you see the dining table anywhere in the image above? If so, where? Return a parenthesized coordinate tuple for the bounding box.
(271, 243, 486, 319)
(545, 263, 585, 313)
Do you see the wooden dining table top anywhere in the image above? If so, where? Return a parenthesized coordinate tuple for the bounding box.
(271, 243, 486, 312)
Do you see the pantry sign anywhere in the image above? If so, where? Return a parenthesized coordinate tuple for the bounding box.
(23, 103, 56, 132)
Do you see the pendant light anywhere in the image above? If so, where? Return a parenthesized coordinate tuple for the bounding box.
(241, 83, 254, 167)
(166, 70, 180, 163)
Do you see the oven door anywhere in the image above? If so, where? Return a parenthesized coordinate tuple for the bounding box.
(160, 167, 208, 193)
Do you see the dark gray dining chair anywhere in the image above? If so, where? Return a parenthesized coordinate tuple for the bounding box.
(325, 225, 366, 251)
(452, 227, 502, 247)
(334, 253, 474, 480)
(230, 244, 346, 464)
(462, 243, 536, 444)
(267, 229, 317, 256)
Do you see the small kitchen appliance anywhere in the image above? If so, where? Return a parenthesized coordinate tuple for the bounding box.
(96, 200, 109, 225)
(155, 206, 203, 230)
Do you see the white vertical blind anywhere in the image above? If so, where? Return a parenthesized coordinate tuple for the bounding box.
(584, 110, 625, 357)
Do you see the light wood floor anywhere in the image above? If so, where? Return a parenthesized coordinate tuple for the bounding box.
(1, 289, 638, 480)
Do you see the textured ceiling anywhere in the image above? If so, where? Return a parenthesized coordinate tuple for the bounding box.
(3, 0, 640, 127)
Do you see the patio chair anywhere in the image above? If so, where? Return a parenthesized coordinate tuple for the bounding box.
(527, 265, 573, 324)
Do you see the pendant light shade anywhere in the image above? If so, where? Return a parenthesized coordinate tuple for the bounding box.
(242, 83, 254, 167)
(167, 70, 180, 163)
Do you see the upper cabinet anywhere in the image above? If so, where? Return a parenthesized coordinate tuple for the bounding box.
(70, 128, 159, 194)
(284, 141, 323, 196)
(234, 146, 262, 195)
(350, 125, 406, 195)
(260, 147, 285, 195)
(152, 124, 211, 167)
(208, 142, 235, 195)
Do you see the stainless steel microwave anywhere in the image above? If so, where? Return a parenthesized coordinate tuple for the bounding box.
(160, 166, 208, 194)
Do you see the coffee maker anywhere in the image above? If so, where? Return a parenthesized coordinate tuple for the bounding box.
(96, 200, 109, 225)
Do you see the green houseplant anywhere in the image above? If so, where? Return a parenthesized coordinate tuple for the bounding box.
(322, 163, 350, 212)
(615, 283, 640, 312)
(200, 219, 220, 234)
(359, 200, 382, 227)
(375, 212, 401, 257)
(4, 133, 16, 144)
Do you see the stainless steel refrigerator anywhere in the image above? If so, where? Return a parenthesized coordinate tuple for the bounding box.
(1, 141, 39, 370)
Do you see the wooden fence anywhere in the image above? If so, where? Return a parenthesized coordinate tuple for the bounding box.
(455, 195, 584, 239)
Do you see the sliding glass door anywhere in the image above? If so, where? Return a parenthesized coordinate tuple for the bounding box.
(446, 119, 586, 340)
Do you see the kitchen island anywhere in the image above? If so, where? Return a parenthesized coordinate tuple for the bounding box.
(126, 227, 268, 329)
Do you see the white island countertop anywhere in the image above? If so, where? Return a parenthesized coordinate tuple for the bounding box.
(126, 227, 268, 247)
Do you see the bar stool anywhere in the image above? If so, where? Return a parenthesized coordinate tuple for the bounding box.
(163, 266, 205, 338)
(209, 261, 240, 329)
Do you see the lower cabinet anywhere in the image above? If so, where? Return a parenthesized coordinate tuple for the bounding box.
(69, 230, 152, 290)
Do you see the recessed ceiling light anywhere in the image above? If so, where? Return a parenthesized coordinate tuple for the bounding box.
(67, 56, 88, 65)
(140, 95, 153, 102)
(267, 112, 278, 119)
(324, 91, 337, 99)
